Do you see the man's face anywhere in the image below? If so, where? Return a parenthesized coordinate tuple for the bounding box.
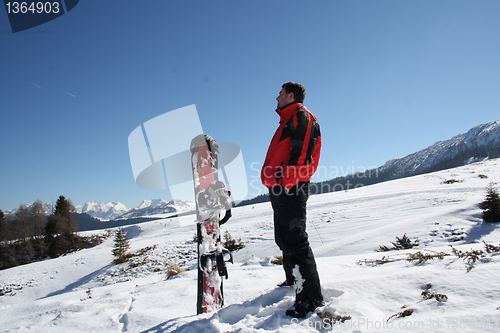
(276, 88, 294, 109)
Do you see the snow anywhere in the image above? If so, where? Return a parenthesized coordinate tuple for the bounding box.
(2, 159, 500, 332)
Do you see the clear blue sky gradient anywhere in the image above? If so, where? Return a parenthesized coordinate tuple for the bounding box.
(1, 0, 500, 211)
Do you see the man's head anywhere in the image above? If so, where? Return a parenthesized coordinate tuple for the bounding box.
(276, 82, 306, 109)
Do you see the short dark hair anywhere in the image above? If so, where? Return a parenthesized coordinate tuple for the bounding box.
(282, 82, 306, 103)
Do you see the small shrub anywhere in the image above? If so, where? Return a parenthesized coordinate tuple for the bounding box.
(361, 242, 500, 272)
(80, 288, 93, 301)
(387, 309, 413, 322)
(483, 242, 500, 253)
(378, 245, 392, 252)
(358, 250, 448, 266)
(85, 288, 93, 299)
(421, 290, 448, 302)
(222, 230, 245, 252)
(449, 242, 500, 272)
(125, 245, 157, 266)
(317, 311, 351, 329)
(421, 283, 447, 303)
(114, 253, 134, 264)
(450, 246, 486, 272)
(407, 250, 447, 264)
(441, 179, 461, 184)
(377, 234, 419, 252)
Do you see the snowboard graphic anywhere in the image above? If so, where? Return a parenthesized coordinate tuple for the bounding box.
(190, 134, 232, 314)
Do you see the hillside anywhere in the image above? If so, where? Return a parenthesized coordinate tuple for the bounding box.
(1, 159, 500, 332)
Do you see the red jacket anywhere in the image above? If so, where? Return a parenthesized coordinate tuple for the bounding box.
(261, 103, 322, 189)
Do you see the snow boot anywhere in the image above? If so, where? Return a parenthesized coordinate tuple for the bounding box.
(285, 298, 325, 318)
(277, 280, 294, 287)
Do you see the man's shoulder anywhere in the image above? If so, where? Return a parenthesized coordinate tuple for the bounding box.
(296, 105, 317, 120)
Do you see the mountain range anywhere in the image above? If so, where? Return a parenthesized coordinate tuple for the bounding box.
(5, 199, 195, 222)
(311, 119, 500, 195)
(75, 199, 195, 221)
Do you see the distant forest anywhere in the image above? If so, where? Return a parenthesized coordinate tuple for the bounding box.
(0, 196, 105, 270)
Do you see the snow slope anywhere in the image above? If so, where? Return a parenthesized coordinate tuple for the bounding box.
(2, 159, 500, 332)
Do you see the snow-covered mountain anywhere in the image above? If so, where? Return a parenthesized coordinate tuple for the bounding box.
(378, 120, 500, 179)
(6, 200, 194, 222)
(75, 199, 195, 221)
(5, 199, 195, 221)
(4, 202, 54, 216)
(117, 199, 195, 220)
(75, 201, 130, 221)
(315, 120, 500, 194)
(2, 159, 500, 332)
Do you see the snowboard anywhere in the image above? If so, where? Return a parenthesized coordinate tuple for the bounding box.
(190, 134, 232, 314)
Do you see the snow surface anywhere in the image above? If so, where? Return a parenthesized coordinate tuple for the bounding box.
(2, 159, 500, 332)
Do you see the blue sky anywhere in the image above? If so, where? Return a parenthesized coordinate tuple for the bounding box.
(1, 0, 500, 212)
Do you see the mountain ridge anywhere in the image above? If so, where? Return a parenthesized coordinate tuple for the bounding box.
(75, 199, 195, 221)
(310, 119, 500, 195)
(5, 199, 195, 222)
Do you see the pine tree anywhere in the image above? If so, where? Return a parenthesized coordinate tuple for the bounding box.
(480, 183, 500, 223)
(112, 228, 130, 264)
(45, 196, 78, 257)
(53, 196, 78, 234)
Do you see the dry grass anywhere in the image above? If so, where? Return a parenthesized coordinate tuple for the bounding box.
(166, 262, 185, 279)
(270, 255, 283, 265)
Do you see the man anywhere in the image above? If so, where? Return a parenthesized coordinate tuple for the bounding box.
(261, 82, 324, 318)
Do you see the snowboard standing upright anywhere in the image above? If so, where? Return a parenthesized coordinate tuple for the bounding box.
(190, 134, 232, 315)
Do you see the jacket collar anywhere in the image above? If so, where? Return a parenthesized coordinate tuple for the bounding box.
(276, 102, 302, 120)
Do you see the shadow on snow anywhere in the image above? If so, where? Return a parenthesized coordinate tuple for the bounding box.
(465, 220, 500, 243)
(141, 287, 344, 333)
(41, 263, 114, 299)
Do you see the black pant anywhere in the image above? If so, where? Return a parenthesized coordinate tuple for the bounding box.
(269, 182, 323, 304)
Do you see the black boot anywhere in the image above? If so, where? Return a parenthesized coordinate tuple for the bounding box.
(277, 280, 294, 287)
(285, 298, 325, 318)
